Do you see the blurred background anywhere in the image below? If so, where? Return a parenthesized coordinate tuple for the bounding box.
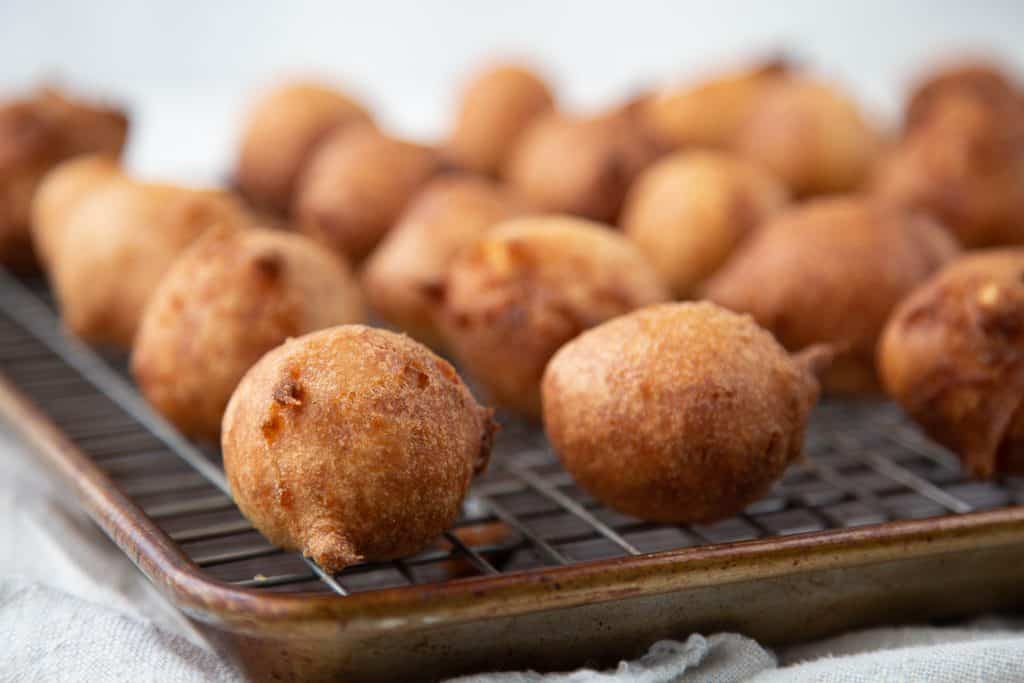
(2, 0, 1023, 181)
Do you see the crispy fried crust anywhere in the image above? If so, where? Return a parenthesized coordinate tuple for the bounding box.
(0, 88, 128, 270)
(234, 82, 372, 214)
(642, 58, 790, 150)
(448, 63, 554, 176)
(879, 249, 1024, 478)
(504, 111, 661, 223)
(294, 125, 443, 262)
(873, 94, 1024, 248)
(733, 78, 880, 196)
(542, 302, 821, 523)
(361, 175, 522, 347)
(704, 197, 960, 394)
(438, 215, 670, 416)
(31, 160, 248, 347)
(904, 60, 1020, 133)
(30, 155, 122, 268)
(222, 325, 496, 572)
(621, 150, 789, 297)
(132, 224, 365, 441)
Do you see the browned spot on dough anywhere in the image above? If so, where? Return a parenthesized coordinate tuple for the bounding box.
(273, 378, 305, 406)
(252, 250, 285, 282)
(261, 412, 283, 444)
(277, 483, 294, 510)
(418, 279, 446, 303)
(504, 239, 537, 268)
(263, 374, 305, 444)
(403, 363, 430, 389)
(433, 358, 459, 384)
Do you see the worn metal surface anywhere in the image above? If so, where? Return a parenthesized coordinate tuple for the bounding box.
(2, 269, 1024, 681)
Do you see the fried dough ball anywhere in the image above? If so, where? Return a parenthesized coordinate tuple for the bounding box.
(879, 250, 1024, 478)
(222, 325, 496, 572)
(904, 59, 1021, 132)
(543, 302, 824, 523)
(294, 124, 443, 262)
(621, 150, 789, 297)
(438, 215, 670, 416)
(32, 160, 248, 347)
(642, 58, 790, 150)
(733, 78, 880, 196)
(704, 197, 959, 394)
(0, 87, 128, 270)
(30, 155, 122, 268)
(448, 63, 554, 176)
(132, 224, 364, 442)
(873, 94, 1024, 247)
(234, 82, 372, 214)
(504, 111, 660, 223)
(361, 175, 521, 347)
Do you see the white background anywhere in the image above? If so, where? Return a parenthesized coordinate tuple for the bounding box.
(2, 0, 1023, 181)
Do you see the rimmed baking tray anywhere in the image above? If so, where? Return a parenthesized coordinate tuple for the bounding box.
(2, 268, 1024, 682)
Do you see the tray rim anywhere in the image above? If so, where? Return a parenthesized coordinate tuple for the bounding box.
(5, 369, 1024, 641)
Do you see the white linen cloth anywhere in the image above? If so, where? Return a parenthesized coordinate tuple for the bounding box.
(2, 424, 1022, 682)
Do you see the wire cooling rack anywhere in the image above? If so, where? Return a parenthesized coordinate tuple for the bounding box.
(1, 268, 1021, 598)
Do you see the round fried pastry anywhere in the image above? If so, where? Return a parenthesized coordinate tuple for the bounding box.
(438, 215, 669, 416)
(733, 78, 879, 196)
(543, 302, 823, 523)
(133, 224, 364, 441)
(505, 111, 659, 223)
(361, 175, 521, 347)
(621, 150, 788, 297)
(879, 249, 1024, 478)
(235, 81, 371, 214)
(294, 125, 443, 262)
(448, 63, 554, 176)
(704, 197, 959, 393)
(222, 325, 496, 572)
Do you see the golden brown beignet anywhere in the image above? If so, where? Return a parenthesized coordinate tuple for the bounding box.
(32, 159, 248, 347)
(132, 223, 364, 441)
(733, 78, 880, 196)
(361, 174, 522, 347)
(438, 215, 670, 416)
(543, 302, 824, 523)
(222, 325, 496, 572)
(0, 87, 128, 270)
(704, 197, 959, 393)
(621, 150, 788, 298)
(235, 81, 371, 214)
(505, 111, 660, 223)
(879, 249, 1024, 478)
(294, 124, 443, 262)
(448, 63, 554, 176)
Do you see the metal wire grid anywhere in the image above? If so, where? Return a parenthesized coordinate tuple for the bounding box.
(1, 269, 1022, 597)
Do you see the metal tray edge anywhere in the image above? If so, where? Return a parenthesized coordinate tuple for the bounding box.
(4, 370, 1024, 641)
